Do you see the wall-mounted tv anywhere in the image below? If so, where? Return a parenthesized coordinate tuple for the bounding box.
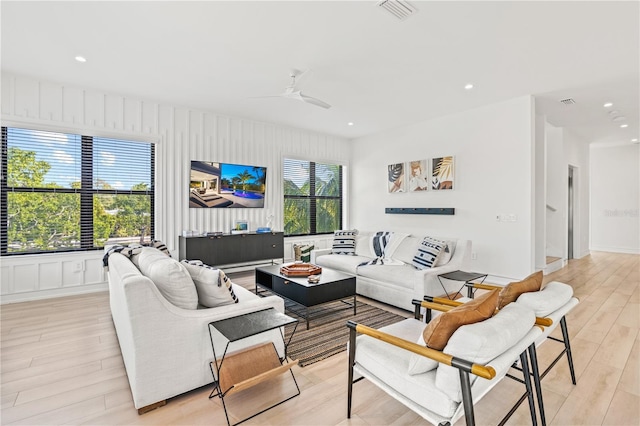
(189, 161, 266, 208)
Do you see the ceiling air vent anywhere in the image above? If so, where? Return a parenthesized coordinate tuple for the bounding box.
(559, 98, 576, 105)
(377, 0, 417, 21)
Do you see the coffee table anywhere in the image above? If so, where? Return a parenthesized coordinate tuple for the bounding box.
(255, 264, 356, 330)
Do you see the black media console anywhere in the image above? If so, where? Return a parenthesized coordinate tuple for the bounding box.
(178, 232, 284, 267)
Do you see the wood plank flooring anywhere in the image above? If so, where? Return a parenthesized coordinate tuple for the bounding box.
(1, 251, 638, 425)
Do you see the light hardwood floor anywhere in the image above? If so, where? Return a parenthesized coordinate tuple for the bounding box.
(1, 251, 638, 425)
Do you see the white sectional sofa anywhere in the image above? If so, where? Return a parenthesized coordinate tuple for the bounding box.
(106, 250, 285, 412)
(311, 232, 471, 311)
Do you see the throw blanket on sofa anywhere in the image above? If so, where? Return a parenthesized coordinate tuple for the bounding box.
(358, 231, 393, 266)
(102, 240, 170, 269)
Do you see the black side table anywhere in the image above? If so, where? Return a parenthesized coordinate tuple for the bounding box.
(208, 308, 299, 426)
(437, 270, 488, 299)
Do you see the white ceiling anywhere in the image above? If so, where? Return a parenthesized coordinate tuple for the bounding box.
(2, 1, 638, 144)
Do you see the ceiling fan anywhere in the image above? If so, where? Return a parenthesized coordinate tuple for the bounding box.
(252, 69, 331, 109)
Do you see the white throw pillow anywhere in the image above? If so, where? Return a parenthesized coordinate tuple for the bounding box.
(136, 247, 198, 309)
(516, 281, 573, 317)
(407, 332, 439, 375)
(181, 261, 239, 308)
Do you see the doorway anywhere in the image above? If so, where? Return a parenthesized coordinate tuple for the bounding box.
(568, 166, 575, 259)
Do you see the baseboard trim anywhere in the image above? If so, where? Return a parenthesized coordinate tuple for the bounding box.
(589, 246, 640, 255)
(0, 282, 108, 305)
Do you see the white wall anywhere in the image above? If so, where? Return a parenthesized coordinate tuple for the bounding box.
(0, 72, 349, 302)
(350, 96, 536, 281)
(590, 144, 640, 253)
(545, 123, 565, 259)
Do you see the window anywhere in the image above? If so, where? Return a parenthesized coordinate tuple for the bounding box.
(283, 158, 342, 236)
(1, 127, 154, 255)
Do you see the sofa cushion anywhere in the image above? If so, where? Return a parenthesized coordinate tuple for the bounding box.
(516, 281, 573, 317)
(315, 254, 373, 275)
(356, 264, 417, 290)
(332, 229, 358, 255)
(422, 289, 499, 350)
(436, 303, 535, 402)
(355, 319, 458, 419)
(181, 261, 239, 308)
(498, 271, 543, 309)
(433, 240, 456, 267)
(355, 232, 374, 257)
(135, 247, 198, 309)
(412, 237, 445, 269)
(392, 236, 421, 264)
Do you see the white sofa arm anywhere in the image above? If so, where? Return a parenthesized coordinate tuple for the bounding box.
(311, 248, 332, 264)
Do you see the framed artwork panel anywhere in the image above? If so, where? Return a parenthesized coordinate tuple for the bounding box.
(407, 160, 429, 192)
(387, 162, 406, 193)
(432, 156, 454, 190)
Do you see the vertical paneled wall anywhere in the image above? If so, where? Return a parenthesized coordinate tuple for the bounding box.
(0, 72, 349, 302)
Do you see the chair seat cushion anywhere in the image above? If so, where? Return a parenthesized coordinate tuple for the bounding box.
(516, 281, 574, 317)
(355, 319, 459, 418)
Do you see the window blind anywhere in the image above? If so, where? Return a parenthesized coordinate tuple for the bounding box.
(283, 158, 342, 237)
(1, 127, 155, 255)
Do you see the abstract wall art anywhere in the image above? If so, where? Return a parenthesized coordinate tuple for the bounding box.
(431, 156, 454, 190)
(388, 162, 405, 193)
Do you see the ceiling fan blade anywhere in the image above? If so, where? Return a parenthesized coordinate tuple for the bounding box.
(299, 93, 331, 109)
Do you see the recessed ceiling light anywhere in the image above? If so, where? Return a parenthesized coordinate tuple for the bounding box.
(603, 102, 613, 108)
(620, 124, 629, 128)
(464, 83, 474, 90)
(75, 56, 87, 63)
(632, 138, 638, 142)
(347, 122, 354, 126)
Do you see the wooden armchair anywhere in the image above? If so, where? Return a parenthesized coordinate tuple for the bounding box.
(423, 280, 579, 426)
(347, 300, 543, 426)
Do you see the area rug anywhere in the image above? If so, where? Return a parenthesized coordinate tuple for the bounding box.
(283, 300, 408, 367)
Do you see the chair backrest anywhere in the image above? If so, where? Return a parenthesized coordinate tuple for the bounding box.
(435, 302, 537, 402)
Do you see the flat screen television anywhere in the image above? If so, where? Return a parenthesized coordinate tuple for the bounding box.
(189, 161, 266, 208)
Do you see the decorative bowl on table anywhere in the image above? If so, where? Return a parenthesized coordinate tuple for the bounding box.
(280, 263, 322, 277)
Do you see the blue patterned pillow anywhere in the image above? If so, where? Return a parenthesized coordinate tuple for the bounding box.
(412, 237, 445, 269)
(332, 229, 358, 255)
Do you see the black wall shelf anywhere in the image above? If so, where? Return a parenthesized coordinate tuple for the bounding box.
(385, 207, 455, 215)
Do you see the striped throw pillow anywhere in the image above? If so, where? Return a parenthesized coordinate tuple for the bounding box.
(332, 229, 358, 255)
(181, 260, 239, 307)
(412, 236, 445, 269)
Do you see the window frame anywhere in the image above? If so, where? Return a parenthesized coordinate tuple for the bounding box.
(1, 126, 155, 255)
(283, 157, 344, 237)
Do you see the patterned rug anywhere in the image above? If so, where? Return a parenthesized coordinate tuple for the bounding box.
(283, 299, 408, 367)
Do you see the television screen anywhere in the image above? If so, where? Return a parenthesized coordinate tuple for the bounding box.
(189, 161, 266, 208)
